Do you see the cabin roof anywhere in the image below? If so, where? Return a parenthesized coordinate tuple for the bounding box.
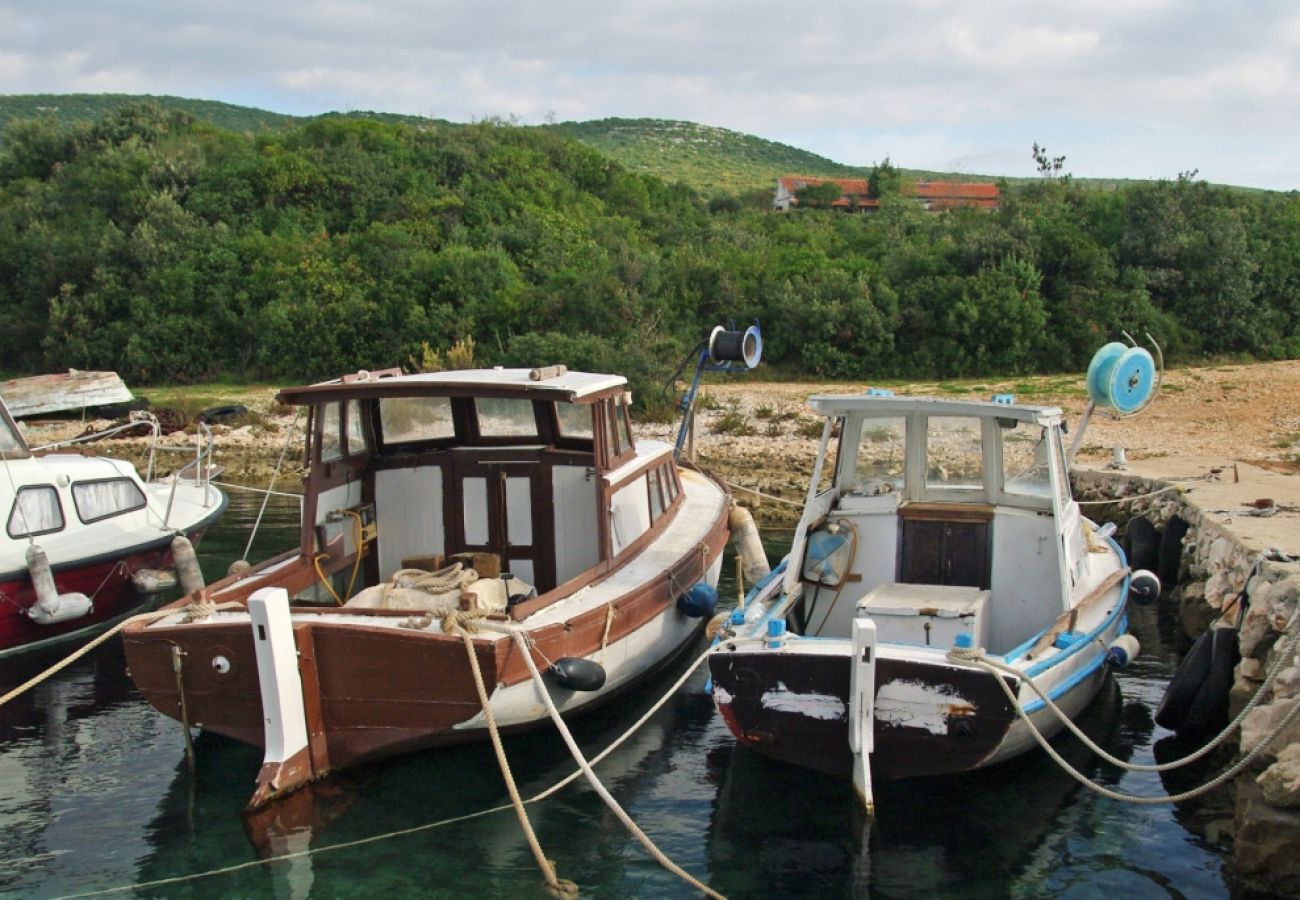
(808, 394, 1063, 424)
(278, 368, 628, 406)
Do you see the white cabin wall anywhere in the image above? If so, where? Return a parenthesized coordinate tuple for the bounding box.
(553, 465, 600, 583)
(314, 482, 364, 526)
(373, 466, 444, 580)
(988, 508, 1060, 653)
(812, 508, 898, 638)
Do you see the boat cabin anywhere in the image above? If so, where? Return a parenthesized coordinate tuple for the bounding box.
(280, 367, 686, 618)
(788, 395, 1089, 657)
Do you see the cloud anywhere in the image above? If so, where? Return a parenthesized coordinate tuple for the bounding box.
(2, 0, 1297, 189)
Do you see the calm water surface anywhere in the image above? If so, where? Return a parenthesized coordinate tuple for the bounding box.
(0, 490, 1231, 898)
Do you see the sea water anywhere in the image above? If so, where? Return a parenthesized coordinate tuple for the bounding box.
(0, 490, 1232, 898)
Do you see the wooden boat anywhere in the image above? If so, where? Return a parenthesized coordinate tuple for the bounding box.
(0, 399, 226, 658)
(0, 369, 135, 418)
(122, 365, 732, 808)
(709, 343, 1162, 810)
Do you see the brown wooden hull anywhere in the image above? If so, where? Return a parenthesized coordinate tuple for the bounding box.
(122, 502, 728, 788)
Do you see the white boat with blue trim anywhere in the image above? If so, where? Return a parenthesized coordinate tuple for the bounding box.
(709, 341, 1161, 809)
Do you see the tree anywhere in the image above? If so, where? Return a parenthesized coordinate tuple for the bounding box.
(1031, 142, 1067, 179)
(794, 181, 845, 209)
(867, 157, 901, 199)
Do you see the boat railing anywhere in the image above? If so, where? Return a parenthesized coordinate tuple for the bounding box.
(31, 415, 221, 523)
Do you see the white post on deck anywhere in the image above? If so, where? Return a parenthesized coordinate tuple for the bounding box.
(849, 616, 878, 816)
(248, 587, 308, 772)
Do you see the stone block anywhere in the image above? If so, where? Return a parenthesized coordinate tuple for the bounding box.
(1240, 604, 1280, 661)
(1258, 744, 1300, 808)
(1241, 698, 1300, 760)
(1235, 778, 1300, 897)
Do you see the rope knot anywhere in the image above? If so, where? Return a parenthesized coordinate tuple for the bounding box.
(181, 597, 219, 623)
(947, 645, 986, 663)
(440, 607, 486, 636)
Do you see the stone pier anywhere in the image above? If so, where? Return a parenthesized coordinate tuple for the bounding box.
(1073, 457, 1300, 897)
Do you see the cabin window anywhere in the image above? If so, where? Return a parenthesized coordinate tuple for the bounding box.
(320, 403, 343, 461)
(475, 398, 538, 438)
(648, 467, 665, 520)
(664, 465, 680, 500)
(1002, 422, 1052, 500)
(602, 401, 620, 456)
(556, 402, 594, 440)
(925, 416, 983, 489)
(851, 416, 906, 496)
(71, 477, 146, 524)
(616, 395, 635, 454)
(7, 485, 63, 538)
(380, 396, 455, 444)
(344, 400, 367, 456)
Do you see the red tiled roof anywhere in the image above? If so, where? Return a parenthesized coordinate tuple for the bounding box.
(905, 181, 1001, 200)
(779, 175, 999, 209)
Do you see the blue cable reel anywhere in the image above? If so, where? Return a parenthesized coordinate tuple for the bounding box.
(1085, 336, 1160, 416)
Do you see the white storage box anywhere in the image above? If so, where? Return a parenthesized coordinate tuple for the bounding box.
(855, 583, 990, 649)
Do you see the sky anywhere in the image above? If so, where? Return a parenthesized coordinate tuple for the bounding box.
(3, 0, 1298, 190)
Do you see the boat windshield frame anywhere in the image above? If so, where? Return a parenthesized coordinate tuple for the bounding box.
(0, 400, 31, 460)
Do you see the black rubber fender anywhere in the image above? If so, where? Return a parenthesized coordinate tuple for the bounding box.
(1126, 516, 1159, 571)
(1178, 627, 1239, 739)
(1158, 515, 1189, 592)
(1155, 628, 1214, 731)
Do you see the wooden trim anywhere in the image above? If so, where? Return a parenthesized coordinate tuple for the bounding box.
(897, 501, 995, 523)
(507, 480, 694, 622)
(501, 507, 728, 671)
(293, 625, 331, 778)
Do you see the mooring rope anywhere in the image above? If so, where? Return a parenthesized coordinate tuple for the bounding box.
(445, 618, 576, 898)
(57, 637, 740, 899)
(508, 629, 726, 899)
(0, 598, 240, 708)
(948, 640, 1300, 804)
(984, 617, 1300, 775)
(720, 480, 803, 508)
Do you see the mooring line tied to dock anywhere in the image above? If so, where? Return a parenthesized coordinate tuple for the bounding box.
(56, 638, 743, 899)
(948, 617, 1300, 805)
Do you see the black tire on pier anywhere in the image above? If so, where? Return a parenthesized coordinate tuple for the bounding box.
(1178, 627, 1240, 739)
(1158, 515, 1189, 595)
(1126, 516, 1160, 571)
(1154, 628, 1213, 731)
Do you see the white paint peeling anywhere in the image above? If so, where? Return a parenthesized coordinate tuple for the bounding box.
(759, 681, 846, 721)
(711, 684, 733, 705)
(875, 679, 972, 735)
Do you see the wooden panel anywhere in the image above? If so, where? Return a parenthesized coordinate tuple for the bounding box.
(898, 502, 994, 523)
(899, 518, 990, 589)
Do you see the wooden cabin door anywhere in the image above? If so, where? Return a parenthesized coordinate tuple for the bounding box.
(451, 459, 548, 588)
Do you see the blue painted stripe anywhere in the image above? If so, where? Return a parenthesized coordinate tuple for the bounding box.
(1021, 648, 1109, 715)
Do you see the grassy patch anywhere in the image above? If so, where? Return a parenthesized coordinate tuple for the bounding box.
(712, 410, 756, 436)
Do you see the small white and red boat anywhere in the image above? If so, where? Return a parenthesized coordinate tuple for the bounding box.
(0, 399, 227, 658)
(122, 358, 741, 808)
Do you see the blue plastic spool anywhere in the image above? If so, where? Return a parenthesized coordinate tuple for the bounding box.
(1086, 342, 1156, 413)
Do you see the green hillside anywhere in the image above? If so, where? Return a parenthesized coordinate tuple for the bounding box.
(548, 117, 867, 195)
(0, 93, 299, 134)
(0, 94, 1174, 196)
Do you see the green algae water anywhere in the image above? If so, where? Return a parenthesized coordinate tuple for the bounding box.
(0, 490, 1232, 898)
